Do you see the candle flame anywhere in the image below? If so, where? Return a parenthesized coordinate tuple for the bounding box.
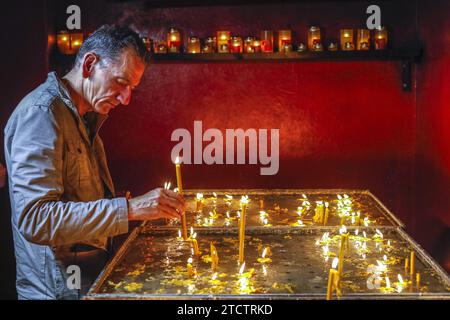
(398, 274, 404, 283)
(178, 229, 181, 238)
(355, 229, 359, 236)
(337, 194, 343, 200)
(325, 202, 329, 208)
(175, 156, 180, 165)
(332, 257, 339, 269)
(386, 277, 391, 288)
(376, 229, 383, 238)
(193, 232, 197, 239)
(190, 226, 194, 236)
(212, 272, 218, 281)
(239, 262, 246, 274)
(213, 192, 217, 198)
(262, 247, 268, 258)
(240, 195, 249, 205)
(339, 225, 347, 234)
(383, 255, 387, 261)
(225, 194, 233, 200)
(187, 257, 193, 264)
(196, 193, 203, 200)
(302, 194, 307, 199)
(263, 265, 267, 276)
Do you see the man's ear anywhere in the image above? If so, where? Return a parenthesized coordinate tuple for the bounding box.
(82, 53, 99, 78)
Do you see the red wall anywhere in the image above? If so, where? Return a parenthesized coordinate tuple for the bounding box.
(100, 1, 417, 227)
(415, 0, 450, 271)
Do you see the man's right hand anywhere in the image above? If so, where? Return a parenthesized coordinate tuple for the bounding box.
(127, 188, 186, 221)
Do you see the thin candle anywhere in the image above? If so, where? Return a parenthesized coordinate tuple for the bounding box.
(239, 196, 249, 264)
(326, 257, 340, 300)
(410, 251, 415, 276)
(175, 156, 187, 240)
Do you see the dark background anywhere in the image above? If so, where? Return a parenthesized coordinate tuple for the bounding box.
(0, 0, 449, 299)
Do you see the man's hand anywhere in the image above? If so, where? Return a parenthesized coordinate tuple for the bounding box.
(127, 188, 186, 221)
(0, 163, 6, 189)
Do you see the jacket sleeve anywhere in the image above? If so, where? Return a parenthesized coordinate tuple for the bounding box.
(7, 104, 129, 246)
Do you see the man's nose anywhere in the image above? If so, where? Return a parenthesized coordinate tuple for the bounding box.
(117, 87, 131, 106)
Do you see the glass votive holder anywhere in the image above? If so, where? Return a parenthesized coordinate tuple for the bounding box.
(155, 42, 168, 54)
(167, 28, 181, 53)
(244, 36, 255, 53)
(187, 36, 201, 53)
(57, 31, 84, 55)
(202, 37, 216, 53)
(260, 30, 274, 53)
(357, 29, 371, 50)
(252, 39, 261, 52)
(278, 30, 292, 53)
(374, 26, 388, 50)
(230, 36, 243, 53)
(340, 29, 354, 51)
(308, 26, 321, 51)
(217, 31, 231, 53)
(141, 37, 153, 53)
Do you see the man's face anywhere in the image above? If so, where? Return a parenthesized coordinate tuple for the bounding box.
(86, 48, 145, 115)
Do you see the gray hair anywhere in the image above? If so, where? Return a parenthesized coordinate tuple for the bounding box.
(75, 24, 150, 68)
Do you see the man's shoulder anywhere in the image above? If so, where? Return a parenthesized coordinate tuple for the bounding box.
(7, 76, 70, 125)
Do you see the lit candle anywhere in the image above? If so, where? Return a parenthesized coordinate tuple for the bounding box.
(187, 257, 195, 277)
(278, 30, 292, 53)
(217, 31, 230, 53)
(326, 257, 340, 300)
(410, 251, 415, 276)
(187, 36, 201, 54)
(210, 242, 219, 271)
(167, 28, 181, 53)
(260, 30, 274, 53)
(252, 39, 261, 52)
(174, 156, 187, 240)
(323, 202, 329, 226)
(356, 29, 370, 50)
(230, 36, 243, 53)
(191, 232, 201, 256)
(239, 196, 249, 264)
(340, 29, 354, 51)
(338, 231, 349, 277)
(374, 26, 388, 50)
(308, 26, 321, 51)
(196, 193, 204, 212)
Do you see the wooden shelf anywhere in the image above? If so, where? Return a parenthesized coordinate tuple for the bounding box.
(150, 48, 421, 63)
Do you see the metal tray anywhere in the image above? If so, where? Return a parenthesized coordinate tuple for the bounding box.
(86, 225, 450, 300)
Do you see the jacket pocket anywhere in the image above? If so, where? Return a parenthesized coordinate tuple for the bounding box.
(65, 140, 91, 187)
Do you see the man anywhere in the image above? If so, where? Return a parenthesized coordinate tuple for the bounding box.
(4, 25, 185, 300)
